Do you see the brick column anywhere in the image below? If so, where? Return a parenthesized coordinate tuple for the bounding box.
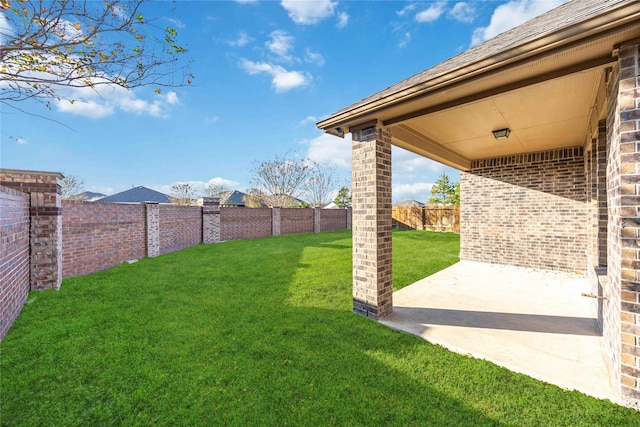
(314, 207, 321, 233)
(202, 197, 221, 244)
(351, 124, 393, 319)
(272, 207, 281, 237)
(346, 207, 352, 230)
(614, 43, 640, 405)
(0, 169, 63, 290)
(145, 202, 160, 258)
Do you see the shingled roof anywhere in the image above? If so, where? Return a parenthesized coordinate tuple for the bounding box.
(97, 186, 172, 204)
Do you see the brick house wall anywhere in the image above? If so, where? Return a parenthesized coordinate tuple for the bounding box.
(280, 208, 314, 235)
(460, 147, 588, 272)
(221, 207, 272, 241)
(0, 186, 30, 341)
(62, 201, 147, 277)
(611, 43, 640, 404)
(159, 205, 202, 255)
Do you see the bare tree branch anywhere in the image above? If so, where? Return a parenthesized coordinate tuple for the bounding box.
(0, 0, 193, 110)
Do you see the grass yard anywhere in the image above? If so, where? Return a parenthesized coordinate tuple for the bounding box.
(1, 230, 638, 426)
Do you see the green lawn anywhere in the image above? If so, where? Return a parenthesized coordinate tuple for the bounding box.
(1, 230, 638, 426)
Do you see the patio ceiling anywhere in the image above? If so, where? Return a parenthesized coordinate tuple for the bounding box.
(317, 0, 640, 171)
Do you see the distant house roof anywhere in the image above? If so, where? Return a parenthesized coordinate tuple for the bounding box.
(97, 186, 172, 204)
(324, 201, 338, 209)
(395, 200, 424, 207)
(219, 190, 248, 206)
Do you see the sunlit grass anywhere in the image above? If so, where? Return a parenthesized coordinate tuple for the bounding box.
(1, 230, 636, 426)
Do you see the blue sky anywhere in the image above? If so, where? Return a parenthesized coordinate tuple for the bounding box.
(1, 0, 567, 202)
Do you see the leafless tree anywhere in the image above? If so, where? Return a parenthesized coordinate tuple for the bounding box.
(170, 182, 196, 205)
(242, 188, 266, 208)
(249, 153, 310, 207)
(204, 183, 230, 205)
(304, 162, 336, 207)
(0, 0, 192, 112)
(60, 174, 85, 200)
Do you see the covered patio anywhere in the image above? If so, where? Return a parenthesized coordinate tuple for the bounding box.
(380, 260, 613, 401)
(318, 0, 640, 407)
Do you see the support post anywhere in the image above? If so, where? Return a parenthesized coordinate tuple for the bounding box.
(351, 124, 393, 319)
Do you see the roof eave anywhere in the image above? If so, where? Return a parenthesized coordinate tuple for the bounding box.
(317, 1, 640, 133)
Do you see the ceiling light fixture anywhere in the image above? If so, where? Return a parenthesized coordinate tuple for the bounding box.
(492, 128, 511, 140)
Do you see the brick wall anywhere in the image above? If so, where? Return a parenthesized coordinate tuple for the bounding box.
(0, 186, 30, 341)
(460, 147, 587, 272)
(1, 169, 63, 290)
(280, 208, 314, 235)
(613, 43, 640, 405)
(221, 208, 273, 241)
(319, 208, 349, 232)
(159, 205, 202, 255)
(62, 201, 146, 277)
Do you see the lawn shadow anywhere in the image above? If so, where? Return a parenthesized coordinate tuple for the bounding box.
(1, 231, 633, 426)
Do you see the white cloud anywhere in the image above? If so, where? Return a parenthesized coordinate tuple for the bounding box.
(266, 30, 295, 62)
(336, 12, 349, 28)
(392, 146, 445, 175)
(166, 18, 185, 29)
(415, 1, 447, 23)
(281, 0, 337, 25)
(304, 48, 325, 66)
(471, 0, 567, 46)
(448, 2, 476, 23)
(14, 137, 28, 145)
(53, 85, 179, 118)
(397, 4, 417, 17)
(206, 177, 240, 188)
(55, 99, 115, 118)
(54, 19, 83, 41)
(165, 91, 179, 105)
(240, 59, 310, 92)
(299, 116, 317, 126)
(228, 31, 252, 47)
(393, 182, 433, 203)
(205, 115, 220, 124)
(399, 32, 411, 48)
(306, 132, 351, 169)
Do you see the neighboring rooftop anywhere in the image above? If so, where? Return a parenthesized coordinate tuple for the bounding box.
(394, 200, 425, 207)
(97, 186, 172, 204)
(216, 190, 249, 207)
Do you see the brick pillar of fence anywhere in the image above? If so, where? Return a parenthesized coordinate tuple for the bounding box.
(314, 207, 321, 233)
(346, 207, 352, 230)
(202, 197, 221, 244)
(145, 202, 160, 258)
(0, 169, 63, 290)
(272, 207, 281, 237)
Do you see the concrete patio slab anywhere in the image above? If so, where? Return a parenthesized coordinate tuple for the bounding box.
(380, 260, 615, 403)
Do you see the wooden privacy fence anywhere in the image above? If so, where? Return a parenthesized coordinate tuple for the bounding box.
(392, 205, 460, 232)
